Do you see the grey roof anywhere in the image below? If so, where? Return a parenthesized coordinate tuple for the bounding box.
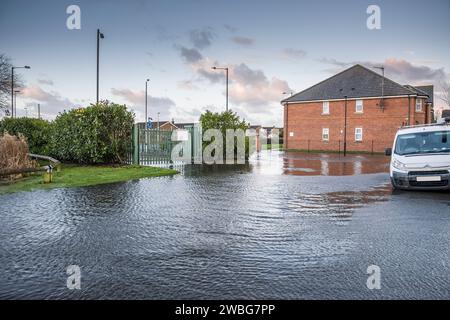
(415, 85, 433, 104)
(403, 85, 431, 100)
(282, 64, 423, 103)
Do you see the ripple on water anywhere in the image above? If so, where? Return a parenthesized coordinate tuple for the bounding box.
(0, 159, 448, 299)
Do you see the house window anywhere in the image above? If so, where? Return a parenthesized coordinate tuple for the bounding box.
(415, 99, 423, 112)
(356, 100, 363, 113)
(322, 101, 330, 115)
(322, 128, 329, 141)
(355, 128, 363, 142)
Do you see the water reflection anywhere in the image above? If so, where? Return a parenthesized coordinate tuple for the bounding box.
(1, 150, 448, 300)
(250, 151, 389, 176)
(284, 184, 391, 226)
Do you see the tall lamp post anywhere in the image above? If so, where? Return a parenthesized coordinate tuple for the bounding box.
(211, 66, 229, 112)
(96, 29, 105, 105)
(157, 112, 160, 129)
(11, 65, 30, 118)
(281, 91, 294, 150)
(145, 78, 150, 126)
(13, 90, 21, 117)
(374, 66, 385, 110)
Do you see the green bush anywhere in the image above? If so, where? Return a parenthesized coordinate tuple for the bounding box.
(0, 117, 51, 155)
(199, 110, 250, 160)
(49, 101, 134, 164)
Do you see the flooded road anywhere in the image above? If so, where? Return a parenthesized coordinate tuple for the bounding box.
(0, 151, 449, 299)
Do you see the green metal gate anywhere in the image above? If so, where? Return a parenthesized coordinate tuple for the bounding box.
(132, 126, 174, 165)
(131, 124, 202, 166)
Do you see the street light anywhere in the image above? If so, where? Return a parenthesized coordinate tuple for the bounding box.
(211, 66, 229, 112)
(157, 111, 160, 130)
(14, 90, 21, 118)
(145, 78, 150, 126)
(11, 65, 30, 118)
(281, 91, 295, 150)
(96, 29, 105, 105)
(373, 66, 385, 110)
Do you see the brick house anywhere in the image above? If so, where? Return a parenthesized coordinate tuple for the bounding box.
(137, 120, 195, 130)
(281, 64, 434, 153)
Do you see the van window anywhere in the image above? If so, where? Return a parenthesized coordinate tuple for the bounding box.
(394, 131, 450, 155)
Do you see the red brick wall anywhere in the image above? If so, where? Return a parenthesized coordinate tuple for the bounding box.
(284, 96, 429, 153)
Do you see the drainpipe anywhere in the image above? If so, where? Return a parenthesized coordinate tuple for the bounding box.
(284, 102, 288, 150)
(407, 95, 411, 126)
(343, 96, 348, 157)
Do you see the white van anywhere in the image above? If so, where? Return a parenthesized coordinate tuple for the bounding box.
(385, 118, 450, 190)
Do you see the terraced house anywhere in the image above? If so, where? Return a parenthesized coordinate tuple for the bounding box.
(281, 65, 434, 153)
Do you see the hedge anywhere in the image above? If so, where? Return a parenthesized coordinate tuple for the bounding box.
(48, 101, 134, 164)
(0, 117, 51, 155)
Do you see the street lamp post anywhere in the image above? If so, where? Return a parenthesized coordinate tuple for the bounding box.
(211, 66, 229, 112)
(281, 91, 294, 150)
(374, 66, 385, 110)
(145, 78, 150, 126)
(11, 65, 30, 118)
(14, 90, 21, 117)
(96, 29, 105, 105)
(157, 112, 160, 130)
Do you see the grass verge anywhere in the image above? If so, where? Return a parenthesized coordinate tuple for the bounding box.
(0, 164, 178, 195)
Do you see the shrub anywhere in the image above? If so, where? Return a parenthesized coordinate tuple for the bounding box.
(49, 101, 134, 164)
(0, 133, 36, 179)
(0, 117, 51, 155)
(199, 110, 250, 160)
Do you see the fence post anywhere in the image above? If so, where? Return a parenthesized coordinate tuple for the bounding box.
(132, 124, 139, 165)
(371, 140, 374, 155)
(308, 140, 310, 153)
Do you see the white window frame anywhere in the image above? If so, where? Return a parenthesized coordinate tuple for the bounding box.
(355, 127, 363, 142)
(322, 128, 329, 141)
(415, 98, 423, 112)
(355, 100, 364, 113)
(322, 101, 330, 115)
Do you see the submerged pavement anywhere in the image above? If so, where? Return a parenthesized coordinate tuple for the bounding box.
(0, 151, 448, 299)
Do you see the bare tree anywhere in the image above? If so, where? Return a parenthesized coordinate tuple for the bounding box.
(0, 54, 23, 116)
(438, 80, 450, 108)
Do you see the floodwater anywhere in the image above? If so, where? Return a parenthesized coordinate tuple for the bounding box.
(0, 151, 449, 299)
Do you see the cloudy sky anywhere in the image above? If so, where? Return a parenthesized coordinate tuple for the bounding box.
(1, 0, 449, 125)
